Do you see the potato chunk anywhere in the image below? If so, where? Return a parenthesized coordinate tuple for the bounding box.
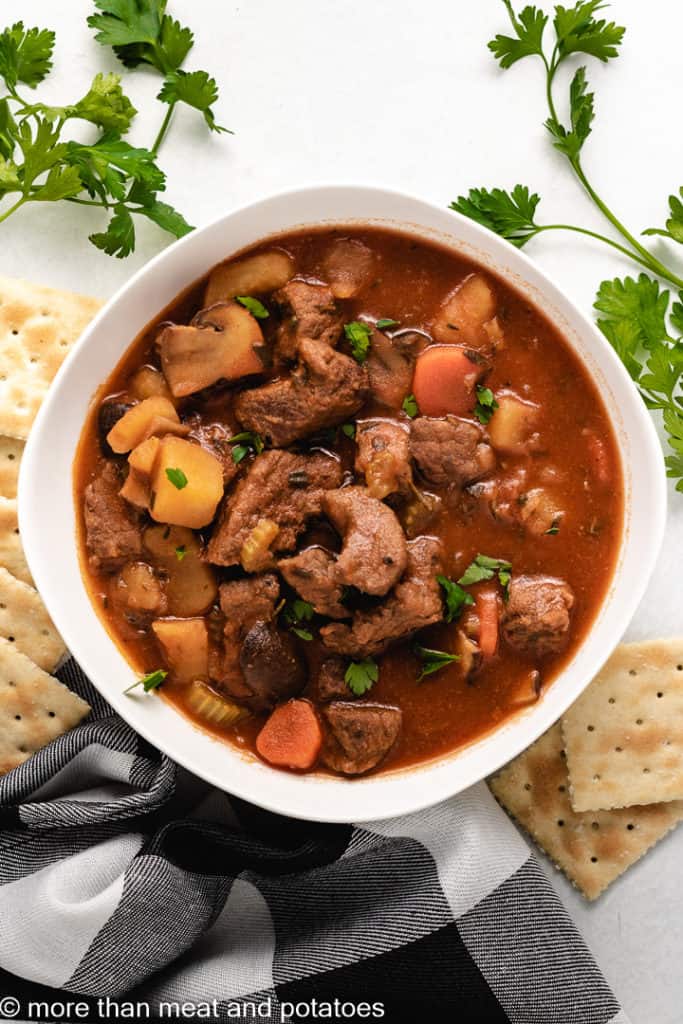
(130, 365, 172, 400)
(120, 437, 160, 509)
(322, 238, 375, 298)
(432, 273, 497, 347)
(488, 393, 539, 454)
(107, 397, 180, 454)
(204, 250, 294, 306)
(144, 524, 217, 616)
(159, 301, 266, 398)
(153, 618, 209, 682)
(150, 437, 224, 529)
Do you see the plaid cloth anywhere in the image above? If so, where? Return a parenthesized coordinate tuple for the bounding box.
(0, 660, 628, 1024)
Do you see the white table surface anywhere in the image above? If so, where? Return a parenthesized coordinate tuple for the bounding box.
(3, 2, 682, 1020)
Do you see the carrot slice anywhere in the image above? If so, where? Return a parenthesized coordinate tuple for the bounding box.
(412, 345, 482, 416)
(476, 588, 500, 657)
(256, 699, 323, 771)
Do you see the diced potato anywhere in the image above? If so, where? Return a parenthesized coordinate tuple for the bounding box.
(482, 315, 504, 349)
(432, 273, 497, 346)
(159, 301, 265, 398)
(144, 523, 218, 616)
(129, 436, 161, 476)
(240, 518, 279, 572)
(120, 470, 151, 509)
(488, 393, 539, 454)
(107, 397, 180, 454)
(130, 365, 172, 401)
(153, 618, 209, 682)
(518, 488, 563, 536)
(150, 437, 224, 529)
(141, 415, 190, 442)
(204, 250, 294, 306)
(187, 680, 248, 727)
(323, 238, 374, 299)
(112, 562, 166, 616)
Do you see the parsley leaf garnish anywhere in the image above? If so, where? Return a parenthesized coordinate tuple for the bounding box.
(458, 554, 512, 595)
(175, 544, 187, 560)
(402, 393, 419, 418)
(228, 431, 265, 464)
(437, 575, 475, 623)
(165, 466, 188, 489)
(341, 422, 356, 439)
(345, 658, 379, 696)
(474, 384, 499, 424)
(0, 22, 55, 88)
(450, 185, 542, 249)
(344, 321, 373, 363)
(376, 318, 399, 330)
(158, 70, 228, 133)
(124, 668, 167, 694)
(644, 188, 683, 246)
(236, 295, 269, 319)
(280, 598, 315, 641)
(414, 645, 459, 681)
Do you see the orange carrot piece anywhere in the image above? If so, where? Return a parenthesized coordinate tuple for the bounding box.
(256, 699, 323, 771)
(412, 345, 482, 417)
(476, 588, 500, 657)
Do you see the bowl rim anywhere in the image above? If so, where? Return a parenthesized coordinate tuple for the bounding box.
(19, 183, 667, 822)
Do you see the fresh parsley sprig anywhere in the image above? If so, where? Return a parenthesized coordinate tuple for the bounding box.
(345, 658, 379, 696)
(124, 668, 167, 694)
(414, 645, 459, 681)
(280, 598, 315, 642)
(0, 3, 229, 257)
(452, 0, 683, 490)
(227, 431, 265, 464)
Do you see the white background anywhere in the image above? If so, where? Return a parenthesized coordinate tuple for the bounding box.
(2, 2, 683, 1021)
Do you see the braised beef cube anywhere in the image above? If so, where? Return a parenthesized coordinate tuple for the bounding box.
(316, 657, 352, 701)
(366, 329, 425, 409)
(279, 546, 348, 618)
(84, 462, 143, 572)
(322, 702, 402, 775)
(234, 338, 368, 447)
(235, 620, 306, 712)
(207, 450, 342, 566)
(323, 486, 407, 597)
(355, 419, 412, 499)
(274, 279, 343, 361)
(410, 415, 495, 487)
(321, 536, 443, 658)
(502, 575, 574, 657)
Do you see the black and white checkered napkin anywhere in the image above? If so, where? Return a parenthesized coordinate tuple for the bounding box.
(0, 661, 628, 1023)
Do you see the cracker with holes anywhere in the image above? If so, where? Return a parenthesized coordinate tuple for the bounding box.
(562, 639, 683, 812)
(0, 638, 90, 775)
(0, 275, 101, 439)
(0, 436, 23, 498)
(0, 496, 32, 584)
(0, 566, 64, 671)
(489, 723, 683, 900)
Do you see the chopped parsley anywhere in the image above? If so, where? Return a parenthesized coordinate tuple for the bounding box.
(344, 321, 373, 363)
(165, 467, 188, 489)
(474, 385, 499, 424)
(437, 575, 475, 623)
(545, 519, 561, 535)
(345, 657, 379, 696)
(175, 544, 187, 561)
(228, 431, 264, 464)
(402, 393, 419, 418)
(414, 645, 459, 681)
(341, 422, 356, 439)
(281, 598, 315, 641)
(236, 295, 269, 319)
(124, 669, 167, 695)
(376, 317, 399, 330)
(458, 554, 512, 595)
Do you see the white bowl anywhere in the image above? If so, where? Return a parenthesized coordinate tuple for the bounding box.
(19, 185, 666, 823)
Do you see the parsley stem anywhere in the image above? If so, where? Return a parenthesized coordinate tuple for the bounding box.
(0, 196, 26, 224)
(151, 103, 176, 156)
(537, 224, 675, 277)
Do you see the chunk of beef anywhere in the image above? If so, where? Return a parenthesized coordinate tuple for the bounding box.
(366, 329, 424, 409)
(84, 462, 143, 572)
(410, 415, 495, 487)
(323, 487, 407, 597)
(274, 279, 343, 361)
(502, 575, 575, 657)
(279, 546, 348, 618)
(236, 620, 307, 712)
(316, 657, 352, 701)
(207, 450, 342, 566)
(321, 702, 402, 775)
(234, 338, 368, 447)
(355, 419, 412, 499)
(185, 418, 241, 486)
(321, 537, 443, 657)
(216, 573, 280, 701)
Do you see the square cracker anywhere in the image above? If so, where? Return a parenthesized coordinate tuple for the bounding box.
(0, 496, 32, 585)
(0, 566, 64, 671)
(0, 275, 101, 439)
(562, 639, 683, 811)
(0, 638, 90, 775)
(0, 436, 23, 498)
(489, 723, 683, 900)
